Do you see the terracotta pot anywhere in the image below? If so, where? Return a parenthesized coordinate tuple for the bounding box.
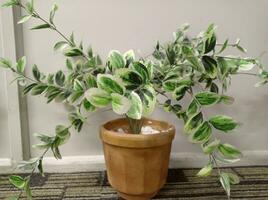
(100, 118, 175, 200)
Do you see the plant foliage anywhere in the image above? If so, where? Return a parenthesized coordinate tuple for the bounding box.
(1, 0, 267, 199)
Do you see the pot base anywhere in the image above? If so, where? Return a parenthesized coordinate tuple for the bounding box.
(118, 191, 157, 200)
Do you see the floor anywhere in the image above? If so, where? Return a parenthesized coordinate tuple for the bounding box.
(1, 167, 268, 199)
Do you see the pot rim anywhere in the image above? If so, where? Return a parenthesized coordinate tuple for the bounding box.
(100, 118, 175, 148)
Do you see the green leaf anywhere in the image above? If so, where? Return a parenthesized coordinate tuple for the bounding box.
(217, 39, 228, 54)
(163, 79, 178, 92)
(126, 91, 142, 119)
(210, 82, 219, 93)
(31, 84, 47, 95)
(238, 60, 255, 71)
(9, 175, 25, 189)
(163, 78, 192, 92)
(49, 3, 58, 24)
(115, 68, 143, 90)
(139, 85, 156, 116)
(202, 139, 220, 154)
(218, 143, 242, 159)
(0, 57, 12, 68)
(124, 49, 135, 65)
(70, 91, 83, 103)
(64, 48, 83, 57)
(227, 172, 240, 184)
(220, 172, 231, 197)
(24, 179, 32, 200)
(111, 93, 131, 115)
(32, 64, 41, 81)
(184, 112, 203, 134)
(18, 15, 32, 24)
(209, 115, 239, 132)
(23, 83, 38, 94)
(16, 56, 26, 73)
(204, 33, 216, 54)
(190, 121, 212, 143)
(55, 70, 65, 86)
(97, 74, 125, 95)
(187, 99, 200, 117)
(131, 61, 149, 83)
(197, 164, 213, 177)
(25, 0, 34, 14)
(172, 85, 188, 101)
(219, 95, 234, 105)
(202, 56, 218, 79)
(195, 91, 220, 106)
(2, 0, 19, 7)
(55, 125, 70, 139)
(66, 59, 73, 70)
(31, 24, 51, 30)
(82, 99, 96, 112)
(237, 45, 247, 53)
(107, 50, 126, 71)
(163, 99, 172, 112)
(182, 46, 203, 71)
(85, 74, 97, 88)
(73, 79, 83, 91)
(54, 41, 68, 51)
(85, 88, 111, 107)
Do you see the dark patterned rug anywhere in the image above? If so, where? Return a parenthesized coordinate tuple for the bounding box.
(1, 167, 268, 199)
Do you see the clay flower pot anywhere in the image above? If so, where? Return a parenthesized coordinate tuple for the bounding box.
(100, 118, 175, 200)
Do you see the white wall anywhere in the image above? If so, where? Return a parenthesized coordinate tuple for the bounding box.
(0, 0, 268, 172)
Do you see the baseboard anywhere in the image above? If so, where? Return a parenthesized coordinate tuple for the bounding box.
(1, 151, 268, 173)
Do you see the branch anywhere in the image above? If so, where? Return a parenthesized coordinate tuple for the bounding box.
(17, 2, 90, 61)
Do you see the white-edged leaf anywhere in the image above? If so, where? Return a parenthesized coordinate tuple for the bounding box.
(111, 93, 131, 115)
(84, 88, 111, 108)
(18, 15, 32, 24)
(97, 74, 125, 95)
(197, 164, 213, 177)
(126, 91, 142, 119)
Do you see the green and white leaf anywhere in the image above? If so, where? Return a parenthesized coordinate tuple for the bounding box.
(97, 74, 125, 95)
(220, 172, 231, 197)
(107, 50, 126, 71)
(209, 115, 239, 132)
(190, 121, 212, 143)
(202, 139, 220, 154)
(111, 93, 131, 115)
(84, 88, 111, 108)
(16, 56, 26, 73)
(184, 112, 203, 134)
(115, 68, 143, 90)
(18, 15, 32, 24)
(197, 164, 213, 177)
(126, 91, 142, 119)
(0, 58, 12, 68)
(140, 85, 156, 116)
(195, 91, 220, 106)
(9, 175, 25, 189)
(218, 143, 242, 159)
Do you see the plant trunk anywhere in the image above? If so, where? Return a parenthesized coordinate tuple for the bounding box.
(126, 116, 144, 134)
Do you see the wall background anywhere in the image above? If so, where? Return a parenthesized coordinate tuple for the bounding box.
(0, 0, 268, 172)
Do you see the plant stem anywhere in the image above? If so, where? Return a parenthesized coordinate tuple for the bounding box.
(18, 2, 90, 61)
(126, 116, 144, 134)
(15, 147, 49, 199)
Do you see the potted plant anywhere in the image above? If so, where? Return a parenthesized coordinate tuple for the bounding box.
(1, 1, 267, 199)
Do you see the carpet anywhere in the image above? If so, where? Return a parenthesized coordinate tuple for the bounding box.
(1, 167, 268, 199)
